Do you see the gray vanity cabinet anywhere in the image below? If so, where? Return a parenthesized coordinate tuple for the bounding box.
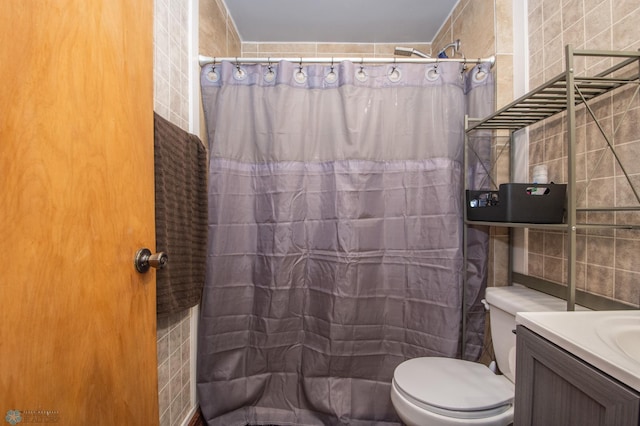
(514, 325, 640, 426)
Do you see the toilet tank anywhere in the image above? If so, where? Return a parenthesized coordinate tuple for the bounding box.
(484, 285, 588, 383)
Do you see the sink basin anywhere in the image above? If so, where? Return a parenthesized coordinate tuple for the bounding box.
(618, 328, 640, 361)
(597, 316, 640, 365)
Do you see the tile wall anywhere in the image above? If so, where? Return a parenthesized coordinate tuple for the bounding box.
(200, 0, 241, 58)
(156, 310, 192, 426)
(434, 0, 515, 288)
(527, 0, 640, 307)
(153, 1, 242, 425)
(433, 0, 640, 307)
(155, 0, 190, 131)
(241, 42, 432, 58)
(154, 0, 202, 425)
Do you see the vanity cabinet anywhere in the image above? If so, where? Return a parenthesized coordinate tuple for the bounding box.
(514, 325, 640, 426)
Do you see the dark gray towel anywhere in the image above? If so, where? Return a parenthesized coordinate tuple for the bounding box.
(154, 112, 208, 316)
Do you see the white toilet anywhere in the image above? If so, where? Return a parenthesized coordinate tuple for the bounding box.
(390, 285, 583, 426)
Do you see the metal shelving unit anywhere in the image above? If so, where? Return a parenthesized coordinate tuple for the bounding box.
(464, 46, 640, 320)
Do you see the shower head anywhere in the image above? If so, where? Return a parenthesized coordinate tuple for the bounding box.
(437, 39, 461, 58)
(394, 47, 431, 58)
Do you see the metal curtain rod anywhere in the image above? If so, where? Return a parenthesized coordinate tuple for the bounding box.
(198, 55, 496, 68)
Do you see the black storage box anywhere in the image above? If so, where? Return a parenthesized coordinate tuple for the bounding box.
(466, 183, 566, 223)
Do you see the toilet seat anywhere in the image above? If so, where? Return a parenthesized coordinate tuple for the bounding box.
(393, 357, 514, 419)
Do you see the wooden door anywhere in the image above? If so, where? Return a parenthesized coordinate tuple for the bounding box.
(0, 1, 158, 425)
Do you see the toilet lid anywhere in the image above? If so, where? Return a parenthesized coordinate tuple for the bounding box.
(393, 357, 514, 413)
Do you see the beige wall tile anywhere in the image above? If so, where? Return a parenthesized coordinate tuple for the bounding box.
(584, 0, 612, 42)
(544, 132, 564, 162)
(586, 235, 615, 267)
(317, 43, 375, 56)
(613, 110, 640, 147)
(612, 0, 640, 22)
(258, 43, 317, 55)
(575, 261, 587, 290)
(431, 17, 452, 57)
(452, 0, 470, 23)
(613, 6, 640, 51)
(451, 0, 496, 58)
(616, 178, 640, 211)
(228, 24, 241, 56)
(542, 10, 562, 46)
(585, 264, 615, 297)
(529, 0, 543, 15)
(562, 0, 585, 33)
(495, 0, 513, 53)
(494, 143, 511, 185)
(543, 255, 564, 283)
(373, 44, 397, 56)
(586, 149, 615, 179)
(586, 177, 615, 207)
(543, 37, 563, 79)
(242, 43, 258, 54)
(562, 18, 585, 50)
(528, 47, 544, 87)
(529, 253, 544, 277)
(529, 4, 543, 33)
(495, 54, 514, 109)
(199, 0, 228, 57)
(529, 230, 545, 254)
(614, 270, 640, 307)
(575, 235, 587, 263)
(615, 238, 640, 272)
(543, 232, 565, 258)
(492, 236, 510, 287)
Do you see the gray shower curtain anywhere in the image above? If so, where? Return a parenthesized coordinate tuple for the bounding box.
(198, 60, 494, 425)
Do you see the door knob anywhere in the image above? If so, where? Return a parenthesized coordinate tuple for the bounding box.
(134, 248, 168, 273)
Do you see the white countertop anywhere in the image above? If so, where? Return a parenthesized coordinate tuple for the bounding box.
(516, 310, 640, 392)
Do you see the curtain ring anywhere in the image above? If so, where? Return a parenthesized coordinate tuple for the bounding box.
(206, 57, 220, 82)
(264, 56, 276, 83)
(356, 58, 367, 82)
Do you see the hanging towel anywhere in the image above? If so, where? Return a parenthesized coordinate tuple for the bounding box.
(154, 112, 208, 316)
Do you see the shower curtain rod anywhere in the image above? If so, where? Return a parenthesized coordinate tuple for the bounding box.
(198, 55, 496, 68)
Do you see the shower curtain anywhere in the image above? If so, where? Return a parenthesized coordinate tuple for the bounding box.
(198, 59, 494, 425)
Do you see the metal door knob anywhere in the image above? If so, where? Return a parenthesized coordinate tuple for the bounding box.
(134, 248, 168, 273)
